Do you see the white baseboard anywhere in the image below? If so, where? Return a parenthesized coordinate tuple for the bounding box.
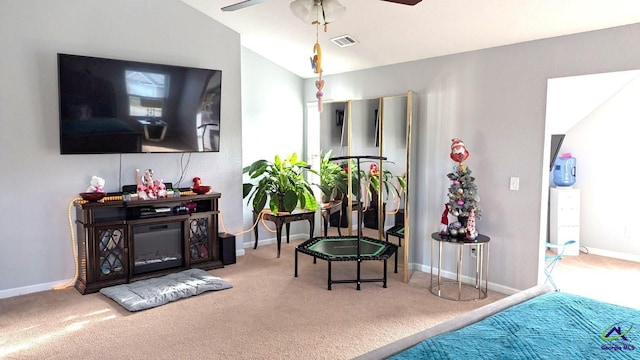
(1, 250, 248, 300)
(413, 263, 521, 296)
(0, 279, 73, 299)
(581, 247, 640, 263)
(243, 233, 308, 249)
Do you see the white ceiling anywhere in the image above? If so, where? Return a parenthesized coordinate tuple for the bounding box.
(182, 0, 640, 78)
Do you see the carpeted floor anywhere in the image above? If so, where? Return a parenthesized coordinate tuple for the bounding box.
(0, 238, 505, 360)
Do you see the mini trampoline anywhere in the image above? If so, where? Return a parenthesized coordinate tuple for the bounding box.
(294, 155, 399, 290)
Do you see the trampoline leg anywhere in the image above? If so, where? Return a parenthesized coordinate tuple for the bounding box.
(327, 261, 332, 290)
(313, 256, 317, 264)
(294, 248, 298, 277)
(383, 259, 388, 288)
(394, 249, 398, 273)
(357, 258, 361, 291)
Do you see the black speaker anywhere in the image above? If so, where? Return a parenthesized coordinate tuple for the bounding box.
(218, 232, 236, 265)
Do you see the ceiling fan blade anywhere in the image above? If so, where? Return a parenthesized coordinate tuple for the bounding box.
(222, 0, 266, 12)
(381, 0, 422, 5)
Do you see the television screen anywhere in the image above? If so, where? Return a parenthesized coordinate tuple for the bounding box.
(58, 53, 222, 154)
(340, 109, 349, 147)
(549, 134, 565, 171)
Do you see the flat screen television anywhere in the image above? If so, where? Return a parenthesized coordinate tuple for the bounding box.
(58, 53, 222, 154)
(549, 134, 565, 171)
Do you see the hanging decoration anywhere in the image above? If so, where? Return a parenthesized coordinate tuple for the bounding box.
(312, 30, 324, 112)
(291, 0, 346, 113)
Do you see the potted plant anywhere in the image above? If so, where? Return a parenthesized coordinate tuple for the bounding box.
(368, 166, 406, 205)
(314, 150, 349, 203)
(363, 162, 407, 230)
(243, 153, 318, 214)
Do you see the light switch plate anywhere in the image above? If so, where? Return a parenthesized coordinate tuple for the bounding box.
(509, 177, 520, 191)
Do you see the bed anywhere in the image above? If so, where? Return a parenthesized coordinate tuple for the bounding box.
(355, 285, 639, 359)
(60, 117, 142, 154)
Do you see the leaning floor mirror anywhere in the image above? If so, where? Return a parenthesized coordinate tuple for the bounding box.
(308, 90, 417, 283)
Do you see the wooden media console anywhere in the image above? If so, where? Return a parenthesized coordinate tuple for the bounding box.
(73, 192, 223, 294)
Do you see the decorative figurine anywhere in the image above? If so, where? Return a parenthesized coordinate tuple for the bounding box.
(465, 207, 478, 241)
(86, 176, 105, 193)
(136, 168, 162, 200)
(439, 204, 449, 236)
(144, 169, 157, 200)
(192, 177, 202, 189)
(450, 138, 469, 164)
(135, 169, 148, 200)
(155, 179, 167, 198)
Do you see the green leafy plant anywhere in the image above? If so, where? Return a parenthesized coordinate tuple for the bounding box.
(314, 150, 349, 202)
(446, 164, 481, 219)
(368, 167, 406, 204)
(243, 153, 317, 214)
(336, 159, 406, 206)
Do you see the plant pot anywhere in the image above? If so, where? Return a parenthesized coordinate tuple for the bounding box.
(364, 203, 386, 230)
(277, 194, 285, 213)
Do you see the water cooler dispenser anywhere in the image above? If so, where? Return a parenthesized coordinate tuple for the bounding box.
(550, 152, 579, 256)
(552, 153, 576, 187)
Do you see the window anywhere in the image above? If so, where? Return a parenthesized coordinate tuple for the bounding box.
(125, 70, 168, 117)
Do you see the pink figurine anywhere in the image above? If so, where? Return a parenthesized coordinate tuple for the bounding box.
(155, 179, 167, 198)
(144, 169, 157, 200)
(465, 207, 478, 240)
(135, 169, 148, 200)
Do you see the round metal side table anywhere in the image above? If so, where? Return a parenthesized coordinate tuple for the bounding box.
(430, 232, 490, 301)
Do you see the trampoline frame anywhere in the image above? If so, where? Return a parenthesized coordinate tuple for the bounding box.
(295, 236, 397, 290)
(294, 155, 399, 290)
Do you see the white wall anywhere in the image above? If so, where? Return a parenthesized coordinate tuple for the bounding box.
(306, 23, 640, 293)
(4, 0, 640, 297)
(559, 75, 640, 260)
(0, 0, 244, 296)
(239, 48, 307, 247)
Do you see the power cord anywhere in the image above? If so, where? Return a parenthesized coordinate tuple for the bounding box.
(174, 152, 193, 188)
(54, 197, 82, 290)
(219, 208, 276, 236)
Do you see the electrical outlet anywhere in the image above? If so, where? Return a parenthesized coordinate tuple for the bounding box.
(470, 247, 477, 258)
(509, 177, 520, 191)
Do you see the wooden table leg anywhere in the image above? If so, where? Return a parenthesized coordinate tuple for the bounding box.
(253, 212, 259, 249)
(323, 214, 328, 237)
(276, 223, 283, 258)
(294, 248, 298, 277)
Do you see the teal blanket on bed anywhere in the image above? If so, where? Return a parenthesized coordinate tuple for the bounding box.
(391, 292, 638, 359)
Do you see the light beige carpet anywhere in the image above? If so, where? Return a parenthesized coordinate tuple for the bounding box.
(1, 240, 505, 359)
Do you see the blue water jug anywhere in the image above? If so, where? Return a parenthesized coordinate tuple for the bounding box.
(553, 153, 576, 187)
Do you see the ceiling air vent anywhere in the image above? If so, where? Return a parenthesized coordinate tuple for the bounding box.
(331, 35, 358, 48)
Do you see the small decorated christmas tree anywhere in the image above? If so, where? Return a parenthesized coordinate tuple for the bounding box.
(447, 166, 481, 218)
(445, 138, 481, 239)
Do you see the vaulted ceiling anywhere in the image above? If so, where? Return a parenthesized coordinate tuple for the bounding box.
(182, 0, 640, 78)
